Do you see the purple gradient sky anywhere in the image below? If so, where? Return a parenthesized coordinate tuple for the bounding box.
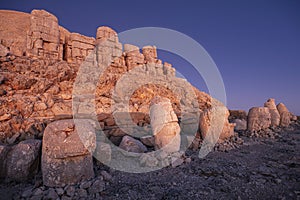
(1, 0, 299, 115)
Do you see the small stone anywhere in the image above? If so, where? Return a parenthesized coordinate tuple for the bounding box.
(171, 157, 184, 168)
(0, 89, 7, 96)
(140, 153, 159, 167)
(55, 187, 64, 196)
(275, 178, 282, 184)
(33, 188, 43, 196)
(6, 132, 20, 144)
(157, 151, 169, 160)
(80, 181, 92, 189)
(88, 179, 105, 194)
(61, 195, 72, 200)
(46, 188, 59, 200)
(77, 188, 88, 198)
(100, 170, 112, 181)
(140, 136, 155, 147)
(65, 185, 75, 197)
(21, 188, 33, 198)
(0, 113, 11, 121)
(185, 157, 192, 163)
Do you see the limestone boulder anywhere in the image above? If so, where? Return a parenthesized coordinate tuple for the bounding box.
(233, 119, 247, 131)
(264, 98, 280, 126)
(42, 119, 96, 187)
(96, 26, 118, 42)
(142, 46, 159, 63)
(6, 139, 41, 181)
(150, 96, 181, 153)
(199, 101, 235, 142)
(124, 44, 144, 70)
(119, 135, 147, 153)
(0, 10, 31, 56)
(277, 103, 291, 127)
(247, 107, 271, 131)
(27, 10, 60, 59)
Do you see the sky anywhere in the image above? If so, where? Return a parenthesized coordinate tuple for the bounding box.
(1, 0, 299, 115)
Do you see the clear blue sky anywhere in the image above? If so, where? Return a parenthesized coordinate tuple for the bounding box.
(1, 0, 299, 115)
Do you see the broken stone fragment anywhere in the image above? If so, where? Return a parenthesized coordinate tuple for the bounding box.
(119, 135, 147, 153)
(264, 98, 280, 127)
(277, 103, 291, 127)
(5, 139, 41, 181)
(150, 96, 181, 153)
(247, 107, 271, 132)
(42, 119, 96, 187)
(199, 101, 234, 142)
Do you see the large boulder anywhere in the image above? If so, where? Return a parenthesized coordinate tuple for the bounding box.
(264, 98, 280, 127)
(42, 119, 96, 187)
(5, 139, 41, 181)
(277, 103, 291, 127)
(247, 107, 271, 131)
(150, 96, 181, 153)
(199, 100, 235, 142)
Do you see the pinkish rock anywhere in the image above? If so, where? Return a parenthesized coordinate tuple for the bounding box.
(199, 101, 235, 142)
(264, 98, 280, 127)
(42, 119, 96, 187)
(142, 46, 158, 63)
(96, 26, 118, 42)
(277, 103, 291, 127)
(150, 96, 181, 153)
(6, 139, 41, 181)
(119, 135, 147, 153)
(247, 107, 271, 131)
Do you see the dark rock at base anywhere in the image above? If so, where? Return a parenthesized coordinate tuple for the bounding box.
(6, 139, 41, 181)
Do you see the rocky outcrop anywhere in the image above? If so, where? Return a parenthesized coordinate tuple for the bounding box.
(42, 119, 96, 187)
(247, 107, 271, 132)
(0, 9, 96, 63)
(264, 98, 280, 127)
(26, 10, 60, 59)
(150, 96, 181, 153)
(0, 10, 31, 56)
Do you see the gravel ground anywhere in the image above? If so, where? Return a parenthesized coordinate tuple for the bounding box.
(1, 121, 299, 200)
